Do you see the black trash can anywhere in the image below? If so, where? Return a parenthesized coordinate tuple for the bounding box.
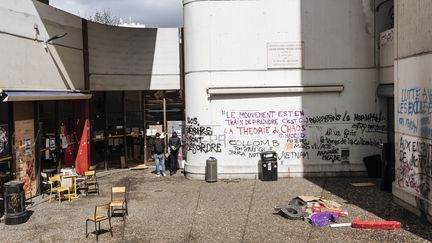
(363, 155, 382, 178)
(0, 188, 4, 218)
(205, 157, 217, 183)
(0, 197, 3, 219)
(4, 181, 28, 225)
(259, 151, 278, 181)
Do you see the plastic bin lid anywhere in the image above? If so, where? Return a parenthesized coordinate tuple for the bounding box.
(4, 180, 24, 187)
(260, 151, 277, 160)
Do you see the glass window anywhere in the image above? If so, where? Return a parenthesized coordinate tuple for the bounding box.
(91, 92, 106, 165)
(0, 103, 12, 187)
(38, 101, 57, 170)
(125, 91, 144, 161)
(106, 91, 124, 164)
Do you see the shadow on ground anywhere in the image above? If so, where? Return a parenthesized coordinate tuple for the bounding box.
(307, 177, 432, 241)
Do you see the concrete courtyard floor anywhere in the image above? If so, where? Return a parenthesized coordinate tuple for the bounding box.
(1, 167, 432, 243)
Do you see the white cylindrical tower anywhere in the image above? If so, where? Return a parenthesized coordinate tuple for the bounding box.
(183, 0, 384, 179)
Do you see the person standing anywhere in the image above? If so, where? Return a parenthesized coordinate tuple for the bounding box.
(168, 132, 182, 176)
(151, 132, 166, 177)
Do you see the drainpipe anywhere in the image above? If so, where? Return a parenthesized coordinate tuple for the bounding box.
(142, 91, 147, 165)
(163, 92, 167, 154)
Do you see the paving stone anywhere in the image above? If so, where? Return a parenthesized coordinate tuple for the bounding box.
(0, 170, 431, 243)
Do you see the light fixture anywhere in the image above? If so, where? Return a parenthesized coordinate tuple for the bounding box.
(207, 85, 344, 95)
(44, 32, 68, 49)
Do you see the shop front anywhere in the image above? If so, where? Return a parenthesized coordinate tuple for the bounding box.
(0, 102, 13, 208)
(90, 90, 184, 169)
(0, 91, 91, 198)
(37, 99, 91, 177)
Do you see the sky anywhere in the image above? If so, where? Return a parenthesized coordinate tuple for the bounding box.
(50, 0, 183, 27)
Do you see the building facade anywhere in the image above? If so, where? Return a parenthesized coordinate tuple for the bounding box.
(0, 1, 182, 198)
(1, 0, 431, 223)
(182, 0, 393, 179)
(0, 1, 91, 197)
(393, 0, 432, 222)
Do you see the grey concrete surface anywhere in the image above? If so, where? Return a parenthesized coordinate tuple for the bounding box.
(1, 168, 431, 243)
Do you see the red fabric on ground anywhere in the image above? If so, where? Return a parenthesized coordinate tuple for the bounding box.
(352, 219, 401, 230)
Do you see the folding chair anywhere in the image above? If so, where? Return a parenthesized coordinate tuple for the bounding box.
(110, 186, 128, 220)
(85, 203, 113, 241)
(48, 175, 70, 204)
(84, 170, 99, 196)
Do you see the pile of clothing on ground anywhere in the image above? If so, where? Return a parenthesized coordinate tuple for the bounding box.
(274, 196, 401, 229)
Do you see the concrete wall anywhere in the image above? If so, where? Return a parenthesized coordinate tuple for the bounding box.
(0, 1, 85, 91)
(0, 1, 181, 92)
(14, 102, 37, 197)
(379, 28, 394, 85)
(183, 0, 386, 179)
(394, 0, 432, 222)
(88, 23, 180, 91)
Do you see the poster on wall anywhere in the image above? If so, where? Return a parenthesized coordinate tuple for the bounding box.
(267, 42, 304, 69)
(24, 138, 32, 156)
(147, 125, 163, 137)
(49, 137, 56, 151)
(45, 138, 50, 159)
(0, 124, 9, 157)
(167, 121, 183, 136)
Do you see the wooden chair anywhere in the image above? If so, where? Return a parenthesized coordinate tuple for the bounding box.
(89, 165, 97, 171)
(110, 186, 128, 220)
(48, 175, 70, 204)
(84, 170, 99, 196)
(85, 203, 113, 241)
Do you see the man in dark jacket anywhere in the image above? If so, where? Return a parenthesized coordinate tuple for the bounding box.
(168, 132, 182, 176)
(151, 132, 166, 176)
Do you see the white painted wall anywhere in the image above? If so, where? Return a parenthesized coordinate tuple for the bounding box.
(0, 1, 180, 92)
(394, 0, 432, 222)
(379, 28, 394, 84)
(396, 0, 432, 59)
(0, 0, 84, 91)
(183, 0, 385, 179)
(88, 23, 180, 91)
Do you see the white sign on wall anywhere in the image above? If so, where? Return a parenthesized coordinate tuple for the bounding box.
(267, 42, 304, 69)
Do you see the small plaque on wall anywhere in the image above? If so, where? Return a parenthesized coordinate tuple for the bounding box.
(267, 42, 304, 69)
(24, 138, 32, 155)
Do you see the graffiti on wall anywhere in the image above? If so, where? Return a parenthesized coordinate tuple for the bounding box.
(185, 110, 385, 164)
(16, 138, 36, 194)
(398, 88, 432, 137)
(21, 159, 36, 193)
(396, 135, 432, 199)
(185, 117, 225, 154)
(228, 139, 280, 158)
(222, 110, 307, 138)
(396, 87, 432, 200)
(218, 109, 385, 163)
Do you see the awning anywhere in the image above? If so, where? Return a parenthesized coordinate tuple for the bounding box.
(0, 91, 92, 102)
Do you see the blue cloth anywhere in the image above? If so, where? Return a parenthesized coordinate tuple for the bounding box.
(154, 154, 165, 175)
